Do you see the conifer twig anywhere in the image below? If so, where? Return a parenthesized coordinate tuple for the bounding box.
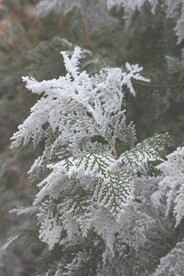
(133, 80, 184, 89)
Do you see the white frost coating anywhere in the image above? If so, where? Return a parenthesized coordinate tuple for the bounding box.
(154, 240, 184, 276)
(122, 63, 150, 96)
(107, 0, 184, 43)
(152, 147, 184, 226)
(10, 206, 37, 215)
(0, 235, 19, 251)
(107, 0, 158, 12)
(37, 0, 184, 43)
(11, 47, 149, 150)
(36, 0, 82, 17)
(11, 46, 164, 253)
(38, 215, 63, 250)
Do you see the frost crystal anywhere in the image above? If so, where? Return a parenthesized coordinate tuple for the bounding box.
(11, 46, 166, 263)
(107, 0, 184, 43)
(152, 147, 184, 226)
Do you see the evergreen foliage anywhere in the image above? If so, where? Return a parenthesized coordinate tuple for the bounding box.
(107, 0, 184, 44)
(10, 42, 171, 274)
(154, 239, 184, 276)
(152, 147, 184, 227)
(1, 0, 184, 275)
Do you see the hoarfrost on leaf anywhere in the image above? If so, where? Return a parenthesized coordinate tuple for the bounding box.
(107, 0, 184, 43)
(36, 0, 82, 17)
(152, 147, 184, 226)
(11, 45, 168, 271)
(154, 240, 184, 276)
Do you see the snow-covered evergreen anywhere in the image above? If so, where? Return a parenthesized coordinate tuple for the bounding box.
(10, 45, 172, 275)
(2, 0, 183, 275)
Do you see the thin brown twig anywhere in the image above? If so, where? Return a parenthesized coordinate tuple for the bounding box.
(132, 80, 184, 89)
(112, 126, 118, 159)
